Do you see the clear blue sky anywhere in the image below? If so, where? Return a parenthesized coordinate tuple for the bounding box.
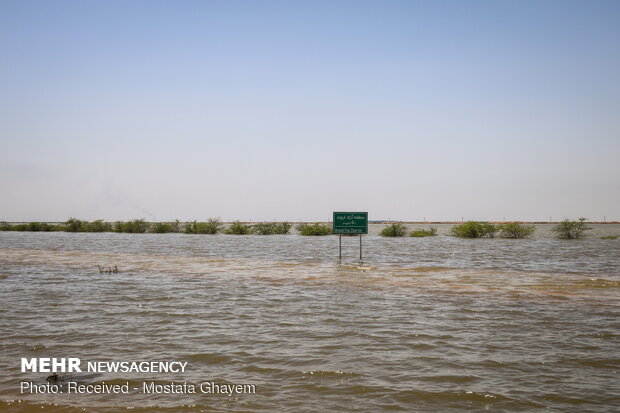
(1, 0, 619, 221)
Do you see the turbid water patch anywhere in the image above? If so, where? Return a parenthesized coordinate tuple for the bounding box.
(1, 232, 619, 412)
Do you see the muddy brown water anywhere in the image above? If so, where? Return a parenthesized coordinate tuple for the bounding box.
(1, 226, 619, 412)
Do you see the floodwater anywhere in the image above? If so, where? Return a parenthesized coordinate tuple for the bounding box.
(1, 225, 619, 412)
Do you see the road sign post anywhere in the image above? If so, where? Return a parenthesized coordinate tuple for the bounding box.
(332, 212, 368, 260)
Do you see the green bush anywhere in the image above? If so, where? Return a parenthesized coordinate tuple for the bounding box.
(296, 223, 332, 236)
(225, 221, 253, 235)
(601, 235, 618, 240)
(380, 223, 408, 237)
(8, 222, 62, 231)
(409, 227, 438, 237)
(274, 222, 292, 234)
(184, 220, 199, 234)
(119, 219, 150, 233)
(253, 222, 292, 235)
(202, 218, 223, 234)
(552, 218, 590, 240)
(42, 222, 63, 231)
(451, 221, 497, 238)
(0, 221, 11, 231)
(27, 222, 44, 232)
(151, 222, 176, 233)
(32, 222, 54, 231)
(86, 219, 112, 232)
(63, 218, 113, 232)
(170, 219, 182, 233)
(149, 219, 181, 234)
(252, 222, 277, 235)
(497, 222, 535, 239)
(64, 217, 85, 232)
(185, 218, 223, 234)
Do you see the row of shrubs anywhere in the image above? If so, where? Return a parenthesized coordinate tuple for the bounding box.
(0, 218, 613, 240)
(0, 218, 294, 235)
(379, 219, 597, 240)
(379, 224, 438, 237)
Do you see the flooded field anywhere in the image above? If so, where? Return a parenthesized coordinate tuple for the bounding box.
(1, 225, 619, 412)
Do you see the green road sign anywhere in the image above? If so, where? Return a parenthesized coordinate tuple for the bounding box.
(333, 212, 368, 234)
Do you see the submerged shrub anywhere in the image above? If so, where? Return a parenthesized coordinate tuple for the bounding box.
(86, 219, 112, 232)
(497, 222, 535, 239)
(28, 222, 54, 231)
(451, 221, 497, 238)
(552, 218, 591, 240)
(113, 221, 124, 233)
(35, 222, 59, 231)
(601, 235, 618, 240)
(409, 227, 438, 237)
(185, 218, 223, 234)
(8, 222, 62, 232)
(170, 219, 182, 233)
(151, 222, 176, 233)
(251, 222, 291, 235)
(225, 221, 253, 235)
(253, 222, 277, 235)
(274, 222, 292, 234)
(296, 223, 332, 236)
(184, 220, 199, 234)
(27, 222, 45, 231)
(202, 218, 223, 234)
(120, 219, 150, 233)
(64, 217, 85, 232)
(380, 223, 408, 237)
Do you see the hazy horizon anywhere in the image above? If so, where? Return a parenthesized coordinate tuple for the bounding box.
(1, 0, 619, 222)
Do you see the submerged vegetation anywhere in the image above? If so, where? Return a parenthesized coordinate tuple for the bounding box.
(86, 219, 113, 232)
(497, 223, 536, 239)
(0, 217, 291, 235)
(451, 221, 497, 238)
(65, 218, 85, 232)
(151, 221, 179, 233)
(9, 222, 62, 232)
(409, 227, 438, 237)
(252, 222, 292, 235)
(116, 219, 150, 233)
(185, 218, 223, 234)
(552, 218, 591, 239)
(379, 223, 408, 237)
(275, 222, 292, 234)
(0, 218, 611, 241)
(203, 218, 224, 234)
(225, 221, 253, 235)
(296, 223, 332, 236)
